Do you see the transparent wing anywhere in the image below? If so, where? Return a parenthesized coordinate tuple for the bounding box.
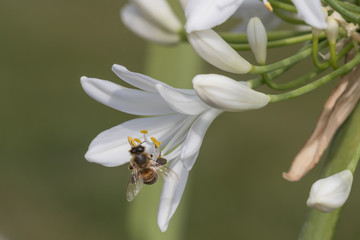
(126, 171, 144, 202)
(152, 162, 178, 182)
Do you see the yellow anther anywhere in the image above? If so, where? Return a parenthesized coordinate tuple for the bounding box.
(151, 137, 161, 148)
(127, 136, 136, 147)
(264, 2, 273, 12)
(134, 138, 142, 144)
(140, 130, 148, 134)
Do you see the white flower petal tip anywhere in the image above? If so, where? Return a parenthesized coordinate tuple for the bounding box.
(120, 2, 181, 45)
(247, 17, 267, 65)
(184, 0, 244, 33)
(306, 170, 353, 213)
(291, 0, 327, 29)
(193, 74, 270, 111)
(187, 29, 252, 74)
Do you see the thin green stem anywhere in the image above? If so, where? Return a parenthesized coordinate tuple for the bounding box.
(338, 1, 360, 13)
(231, 33, 325, 51)
(329, 41, 339, 69)
(250, 40, 329, 74)
(325, 0, 360, 24)
(312, 36, 328, 69)
(220, 31, 310, 44)
(269, 0, 297, 12)
(273, 8, 306, 25)
(269, 52, 360, 102)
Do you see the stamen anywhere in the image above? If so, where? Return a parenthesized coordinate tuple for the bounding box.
(141, 130, 152, 145)
(127, 136, 136, 147)
(151, 137, 161, 148)
(133, 138, 142, 144)
(140, 130, 148, 134)
(263, 0, 273, 12)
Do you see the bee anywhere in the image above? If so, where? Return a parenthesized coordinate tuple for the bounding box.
(126, 134, 176, 202)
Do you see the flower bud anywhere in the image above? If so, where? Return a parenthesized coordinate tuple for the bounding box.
(121, 0, 181, 45)
(306, 170, 353, 213)
(325, 17, 339, 44)
(187, 29, 252, 74)
(247, 17, 267, 65)
(192, 74, 270, 111)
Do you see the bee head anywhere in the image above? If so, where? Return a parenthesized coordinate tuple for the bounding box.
(130, 145, 145, 155)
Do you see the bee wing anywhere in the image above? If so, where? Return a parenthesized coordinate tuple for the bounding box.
(126, 171, 144, 202)
(152, 163, 178, 182)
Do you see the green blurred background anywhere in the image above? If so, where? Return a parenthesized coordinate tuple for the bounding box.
(1, 1, 360, 239)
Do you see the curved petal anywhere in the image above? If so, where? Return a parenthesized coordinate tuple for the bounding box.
(181, 109, 222, 170)
(81, 76, 176, 115)
(121, 4, 180, 45)
(131, 0, 182, 33)
(156, 84, 209, 115)
(85, 114, 187, 167)
(187, 30, 252, 74)
(157, 158, 189, 232)
(292, 0, 327, 29)
(112, 64, 170, 93)
(185, 0, 244, 33)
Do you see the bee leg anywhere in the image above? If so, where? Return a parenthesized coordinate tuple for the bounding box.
(156, 157, 167, 165)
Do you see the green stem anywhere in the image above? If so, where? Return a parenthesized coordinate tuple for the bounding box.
(325, 0, 360, 24)
(220, 31, 310, 44)
(329, 41, 339, 69)
(269, 0, 297, 12)
(312, 36, 328, 69)
(338, 1, 360, 14)
(269, 52, 360, 102)
(250, 40, 329, 74)
(273, 8, 306, 25)
(299, 101, 360, 240)
(264, 41, 354, 90)
(231, 33, 325, 51)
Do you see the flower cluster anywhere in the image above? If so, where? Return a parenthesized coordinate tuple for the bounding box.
(81, 0, 360, 234)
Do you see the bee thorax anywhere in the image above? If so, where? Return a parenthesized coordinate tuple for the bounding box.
(133, 154, 148, 167)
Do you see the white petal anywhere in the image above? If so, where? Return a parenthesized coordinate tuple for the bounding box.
(247, 17, 267, 65)
(292, 0, 327, 29)
(156, 84, 209, 115)
(185, 0, 244, 33)
(121, 4, 180, 45)
(306, 170, 353, 212)
(181, 109, 222, 170)
(131, 0, 182, 33)
(187, 30, 252, 74)
(158, 158, 189, 232)
(193, 74, 270, 111)
(178, 0, 188, 10)
(112, 64, 168, 93)
(81, 76, 176, 115)
(85, 114, 187, 167)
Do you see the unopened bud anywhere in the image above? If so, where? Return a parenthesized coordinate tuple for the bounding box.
(325, 17, 339, 44)
(306, 170, 353, 213)
(192, 74, 270, 111)
(247, 17, 267, 65)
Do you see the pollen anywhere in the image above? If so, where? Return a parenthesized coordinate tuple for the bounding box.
(151, 137, 161, 148)
(264, 1, 273, 12)
(134, 138, 142, 144)
(140, 130, 148, 134)
(127, 136, 137, 147)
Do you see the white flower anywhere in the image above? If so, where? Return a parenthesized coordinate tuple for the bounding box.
(187, 29, 252, 74)
(81, 65, 221, 232)
(193, 74, 270, 111)
(184, 0, 327, 33)
(306, 170, 353, 213)
(121, 0, 182, 44)
(247, 17, 267, 65)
